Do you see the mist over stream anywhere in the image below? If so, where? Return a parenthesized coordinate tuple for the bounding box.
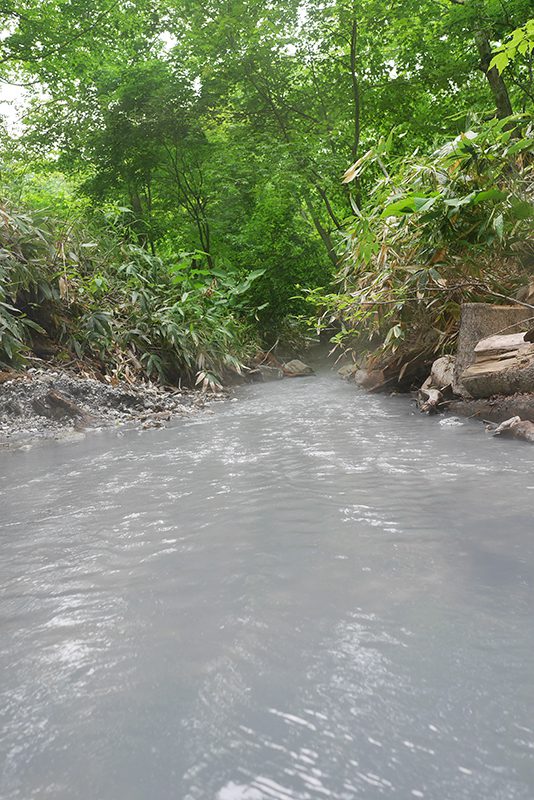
(1, 372, 533, 799)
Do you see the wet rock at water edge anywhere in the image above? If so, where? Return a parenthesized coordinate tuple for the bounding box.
(461, 333, 534, 399)
(489, 415, 534, 443)
(338, 363, 361, 380)
(282, 359, 315, 377)
(429, 355, 455, 393)
(354, 368, 384, 391)
(257, 364, 284, 381)
(454, 302, 533, 396)
(32, 390, 93, 424)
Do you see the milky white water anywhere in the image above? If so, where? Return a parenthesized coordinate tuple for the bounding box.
(1, 373, 533, 799)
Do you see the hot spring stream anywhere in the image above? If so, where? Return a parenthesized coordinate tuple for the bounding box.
(1, 372, 533, 800)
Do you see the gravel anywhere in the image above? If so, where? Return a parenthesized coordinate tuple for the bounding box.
(0, 368, 227, 449)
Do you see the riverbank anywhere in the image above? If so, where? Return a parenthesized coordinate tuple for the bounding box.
(0, 353, 317, 449)
(0, 366, 227, 449)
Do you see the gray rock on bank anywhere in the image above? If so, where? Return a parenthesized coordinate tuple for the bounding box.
(461, 334, 534, 398)
(283, 359, 314, 377)
(454, 303, 533, 395)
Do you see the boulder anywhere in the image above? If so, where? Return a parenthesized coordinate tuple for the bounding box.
(429, 355, 455, 392)
(454, 303, 532, 396)
(257, 364, 284, 381)
(461, 336, 534, 398)
(337, 363, 360, 380)
(491, 415, 534, 444)
(32, 390, 91, 423)
(283, 359, 314, 377)
(354, 368, 385, 391)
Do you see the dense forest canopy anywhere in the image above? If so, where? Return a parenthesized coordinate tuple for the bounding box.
(0, 0, 533, 384)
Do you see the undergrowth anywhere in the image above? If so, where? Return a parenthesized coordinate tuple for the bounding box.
(307, 115, 534, 375)
(0, 201, 261, 388)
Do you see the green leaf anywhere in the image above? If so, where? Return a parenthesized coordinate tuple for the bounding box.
(510, 200, 534, 220)
(472, 189, 508, 204)
(489, 51, 510, 73)
(381, 197, 417, 217)
(493, 213, 505, 241)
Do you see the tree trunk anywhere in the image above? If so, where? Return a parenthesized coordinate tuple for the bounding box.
(349, 17, 360, 163)
(474, 28, 513, 118)
(303, 194, 338, 267)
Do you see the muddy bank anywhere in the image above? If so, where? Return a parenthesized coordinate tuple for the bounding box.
(0, 368, 226, 449)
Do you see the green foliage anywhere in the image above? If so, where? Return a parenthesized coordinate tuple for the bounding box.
(0, 203, 56, 367)
(231, 183, 332, 335)
(0, 196, 261, 384)
(1, 0, 533, 371)
(309, 116, 534, 365)
(490, 19, 534, 73)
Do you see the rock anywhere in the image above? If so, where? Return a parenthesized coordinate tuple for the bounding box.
(257, 364, 284, 381)
(511, 421, 534, 443)
(283, 359, 314, 377)
(429, 355, 456, 392)
(417, 386, 443, 414)
(0, 371, 19, 385)
(354, 368, 385, 391)
(32, 390, 91, 423)
(449, 394, 534, 425)
(338, 363, 360, 380)
(246, 369, 263, 383)
(141, 418, 166, 429)
(461, 343, 534, 398)
(491, 416, 534, 443)
(139, 410, 172, 422)
(4, 399, 23, 416)
(454, 303, 532, 396)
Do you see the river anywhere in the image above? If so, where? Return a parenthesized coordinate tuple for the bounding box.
(1, 372, 533, 800)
